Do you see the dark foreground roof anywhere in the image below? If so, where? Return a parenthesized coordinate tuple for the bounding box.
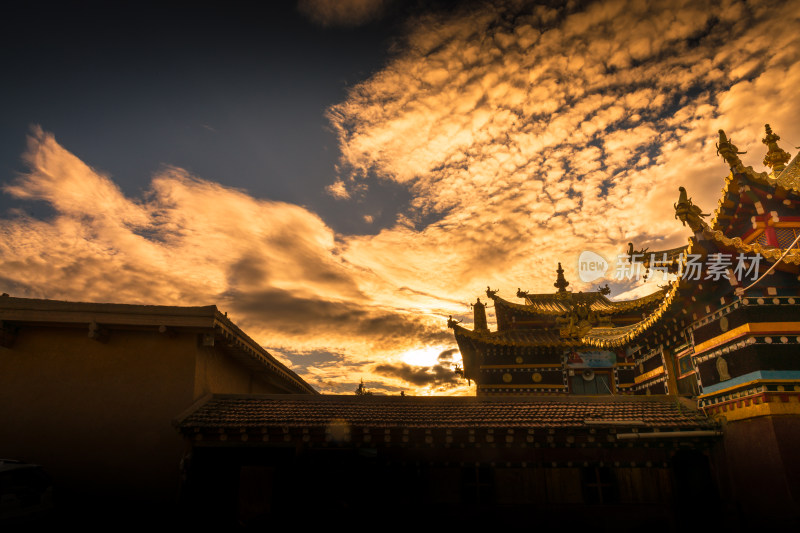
(178, 394, 716, 432)
(0, 295, 317, 394)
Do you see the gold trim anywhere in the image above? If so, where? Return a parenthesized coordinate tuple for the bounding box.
(693, 322, 800, 354)
(698, 379, 800, 398)
(693, 324, 750, 353)
(479, 384, 568, 389)
(742, 229, 763, 244)
(706, 396, 800, 422)
(702, 227, 800, 263)
(480, 364, 562, 369)
(634, 366, 665, 384)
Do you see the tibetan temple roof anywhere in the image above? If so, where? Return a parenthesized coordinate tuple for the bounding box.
(178, 394, 716, 431)
(450, 125, 800, 400)
(476, 126, 800, 350)
(451, 324, 580, 347)
(497, 289, 667, 316)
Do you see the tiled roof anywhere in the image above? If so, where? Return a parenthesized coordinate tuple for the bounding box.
(178, 394, 716, 432)
(581, 322, 644, 345)
(777, 151, 800, 191)
(492, 290, 665, 317)
(452, 325, 580, 347)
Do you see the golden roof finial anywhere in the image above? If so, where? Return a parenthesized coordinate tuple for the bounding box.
(674, 186, 709, 232)
(762, 124, 791, 173)
(716, 129, 746, 171)
(554, 262, 569, 293)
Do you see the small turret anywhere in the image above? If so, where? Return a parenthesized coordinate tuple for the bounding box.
(554, 263, 570, 293)
(472, 298, 488, 332)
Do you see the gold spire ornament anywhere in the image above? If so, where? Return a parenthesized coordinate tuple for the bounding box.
(762, 124, 791, 173)
(554, 263, 569, 293)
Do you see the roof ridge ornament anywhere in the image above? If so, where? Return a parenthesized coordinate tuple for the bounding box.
(762, 124, 791, 174)
(627, 242, 649, 259)
(716, 129, 747, 172)
(674, 186, 710, 232)
(556, 300, 611, 338)
(554, 262, 570, 294)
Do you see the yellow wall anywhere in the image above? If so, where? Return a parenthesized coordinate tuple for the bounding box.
(0, 325, 195, 501)
(193, 345, 288, 398)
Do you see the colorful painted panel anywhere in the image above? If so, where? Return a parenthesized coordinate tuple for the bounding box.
(678, 354, 694, 377)
(564, 349, 617, 368)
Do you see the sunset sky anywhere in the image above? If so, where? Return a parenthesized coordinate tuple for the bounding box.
(2, 0, 799, 395)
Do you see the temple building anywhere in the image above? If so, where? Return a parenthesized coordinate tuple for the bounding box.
(450, 266, 667, 396)
(5, 126, 799, 526)
(172, 126, 798, 526)
(450, 125, 800, 521)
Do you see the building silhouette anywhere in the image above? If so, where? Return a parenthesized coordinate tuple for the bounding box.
(2, 126, 800, 527)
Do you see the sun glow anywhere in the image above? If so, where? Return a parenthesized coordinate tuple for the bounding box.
(401, 345, 449, 367)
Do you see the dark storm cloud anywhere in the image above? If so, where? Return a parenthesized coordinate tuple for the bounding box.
(438, 348, 459, 361)
(373, 362, 460, 386)
(228, 287, 452, 349)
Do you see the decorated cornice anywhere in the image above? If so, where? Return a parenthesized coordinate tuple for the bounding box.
(715, 126, 800, 196)
(700, 226, 800, 264)
(579, 235, 696, 349)
(582, 176, 800, 349)
(451, 323, 581, 347)
(580, 277, 681, 349)
(709, 170, 738, 230)
(776, 152, 800, 192)
(491, 289, 665, 318)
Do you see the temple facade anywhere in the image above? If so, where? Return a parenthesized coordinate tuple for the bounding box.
(452, 125, 800, 405)
(450, 267, 667, 396)
(450, 125, 800, 521)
